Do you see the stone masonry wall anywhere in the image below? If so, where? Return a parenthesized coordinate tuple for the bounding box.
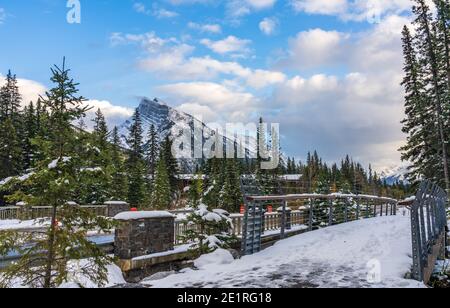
(115, 215, 175, 260)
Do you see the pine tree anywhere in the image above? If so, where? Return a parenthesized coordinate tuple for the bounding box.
(126, 109, 145, 207)
(161, 135, 179, 197)
(92, 108, 110, 151)
(412, 0, 450, 193)
(110, 126, 127, 201)
(0, 70, 22, 123)
(145, 124, 159, 179)
(188, 172, 203, 208)
(0, 59, 116, 288)
(0, 118, 22, 179)
(21, 102, 38, 170)
(151, 157, 171, 209)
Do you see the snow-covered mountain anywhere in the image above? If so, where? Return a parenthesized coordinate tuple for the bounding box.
(380, 163, 411, 185)
(118, 98, 254, 171)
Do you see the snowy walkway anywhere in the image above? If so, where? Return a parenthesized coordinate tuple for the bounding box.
(144, 216, 425, 288)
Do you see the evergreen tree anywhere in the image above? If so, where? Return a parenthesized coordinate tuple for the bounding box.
(21, 102, 39, 170)
(0, 118, 22, 179)
(145, 124, 159, 179)
(0, 59, 116, 288)
(0, 70, 22, 123)
(92, 108, 109, 151)
(188, 172, 203, 208)
(161, 135, 179, 197)
(412, 0, 450, 192)
(126, 109, 145, 207)
(110, 126, 127, 201)
(151, 157, 171, 209)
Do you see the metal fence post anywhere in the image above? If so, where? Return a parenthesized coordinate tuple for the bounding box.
(329, 198, 333, 226)
(309, 198, 314, 231)
(344, 199, 348, 223)
(356, 199, 360, 220)
(280, 199, 287, 239)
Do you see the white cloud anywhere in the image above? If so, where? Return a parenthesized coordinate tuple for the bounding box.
(226, 0, 277, 22)
(281, 28, 348, 69)
(200, 35, 252, 56)
(158, 82, 259, 122)
(188, 22, 222, 34)
(245, 0, 277, 9)
(290, 0, 413, 22)
(259, 17, 278, 35)
(0, 8, 6, 24)
(154, 8, 179, 18)
(83, 100, 135, 130)
(290, 0, 347, 15)
(133, 2, 178, 19)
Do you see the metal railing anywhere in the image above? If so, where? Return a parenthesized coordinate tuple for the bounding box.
(410, 180, 448, 283)
(173, 211, 307, 245)
(240, 175, 399, 255)
(0, 205, 108, 221)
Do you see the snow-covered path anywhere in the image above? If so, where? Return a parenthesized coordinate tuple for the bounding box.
(145, 216, 425, 288)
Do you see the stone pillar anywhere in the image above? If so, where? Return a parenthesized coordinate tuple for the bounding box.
(105, 201, 130, 217)
(114, 211, 175, 260)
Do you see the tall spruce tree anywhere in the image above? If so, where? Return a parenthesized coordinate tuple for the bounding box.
(151, 157, 171, 209)
(126, 109, 145, 207)
(145, 124, 159, 179)
(0, 59, 116, 288)
(110, 126, 127, 201)
(412, 0, 450, 192)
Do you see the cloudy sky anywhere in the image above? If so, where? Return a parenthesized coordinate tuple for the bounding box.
(0, 0, 418, 171)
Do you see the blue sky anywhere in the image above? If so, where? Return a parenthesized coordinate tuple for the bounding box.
(0, 0, 417, 171)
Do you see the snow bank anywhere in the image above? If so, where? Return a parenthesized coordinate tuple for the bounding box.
(194, 249, 235, 270)
(0, 219, 50, 231)
(114, 211, 175, 221)
(145, 216, 424, 288)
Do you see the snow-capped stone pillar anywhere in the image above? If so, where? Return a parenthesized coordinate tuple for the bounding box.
(114, 211, 175, 260)
(104, 201, 130, 217)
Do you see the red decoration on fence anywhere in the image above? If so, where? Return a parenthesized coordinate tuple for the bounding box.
(240, 205, 245, 214)
(130, 208, 138, 212)
(267, 205, 273, 213)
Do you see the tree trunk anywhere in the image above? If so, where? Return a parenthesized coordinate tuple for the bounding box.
(43, 204, 57, 288)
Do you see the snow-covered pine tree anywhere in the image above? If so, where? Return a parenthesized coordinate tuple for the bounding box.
(76, 108, 112, 204)
(0, 59, 116, 288)
(126, 109, 145, 208)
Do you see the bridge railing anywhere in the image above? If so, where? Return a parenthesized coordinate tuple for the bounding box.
(0, 205, 109, 220)
(240, 193, 398, 255)
(410, 180, 448, 283)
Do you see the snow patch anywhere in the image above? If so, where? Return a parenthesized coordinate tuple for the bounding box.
(194, 249, 235, 270)
(114, 211, 175, 221)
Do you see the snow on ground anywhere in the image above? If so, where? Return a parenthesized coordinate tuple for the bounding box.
(0, 219, 49, 231)
(5, 260, 126, 289)
(144, 216, 425, 288)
